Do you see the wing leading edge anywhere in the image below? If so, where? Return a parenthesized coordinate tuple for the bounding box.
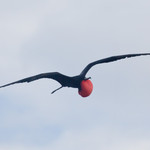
(80, 53, 150, 77)
(0, 72, 71, 88)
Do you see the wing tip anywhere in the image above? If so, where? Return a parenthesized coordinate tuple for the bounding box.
(0, 84, 10, 88)
(0, 82, 17, 89)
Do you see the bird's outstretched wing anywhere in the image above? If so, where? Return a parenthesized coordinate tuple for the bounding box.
(80, 53, 150, 77)
(0, 72, 71, 88)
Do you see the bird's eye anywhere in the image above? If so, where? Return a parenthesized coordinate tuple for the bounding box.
(78, 80, 93, 97)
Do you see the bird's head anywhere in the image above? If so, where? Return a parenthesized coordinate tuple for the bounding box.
(78, 77, 93, 97)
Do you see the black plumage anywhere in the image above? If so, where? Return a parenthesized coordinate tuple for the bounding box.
(0, 53, 150, 94)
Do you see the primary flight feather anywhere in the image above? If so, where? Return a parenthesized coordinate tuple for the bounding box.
(0, 53, 150, 97)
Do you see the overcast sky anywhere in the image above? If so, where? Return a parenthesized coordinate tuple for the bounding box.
(0, 0, 150, 149)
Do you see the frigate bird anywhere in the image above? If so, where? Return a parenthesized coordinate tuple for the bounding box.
(0, 53, 150, 97)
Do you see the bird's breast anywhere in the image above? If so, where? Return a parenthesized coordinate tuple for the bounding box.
(78, 80, 93, 97)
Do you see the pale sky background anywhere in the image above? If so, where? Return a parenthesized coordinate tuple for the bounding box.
(0, 0, 150, 149)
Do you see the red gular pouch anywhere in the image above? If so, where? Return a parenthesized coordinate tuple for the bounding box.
(78, 80, 93, 97)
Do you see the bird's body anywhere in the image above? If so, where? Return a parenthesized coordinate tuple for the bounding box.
(1, 53, 150, 97)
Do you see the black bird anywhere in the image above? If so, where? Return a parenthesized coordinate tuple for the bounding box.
(0, 53, 150, 97)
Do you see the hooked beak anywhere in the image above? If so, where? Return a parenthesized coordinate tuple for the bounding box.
(85, 77, 91, 80)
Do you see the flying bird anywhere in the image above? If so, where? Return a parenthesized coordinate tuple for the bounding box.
(0, 53, 150, 97)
